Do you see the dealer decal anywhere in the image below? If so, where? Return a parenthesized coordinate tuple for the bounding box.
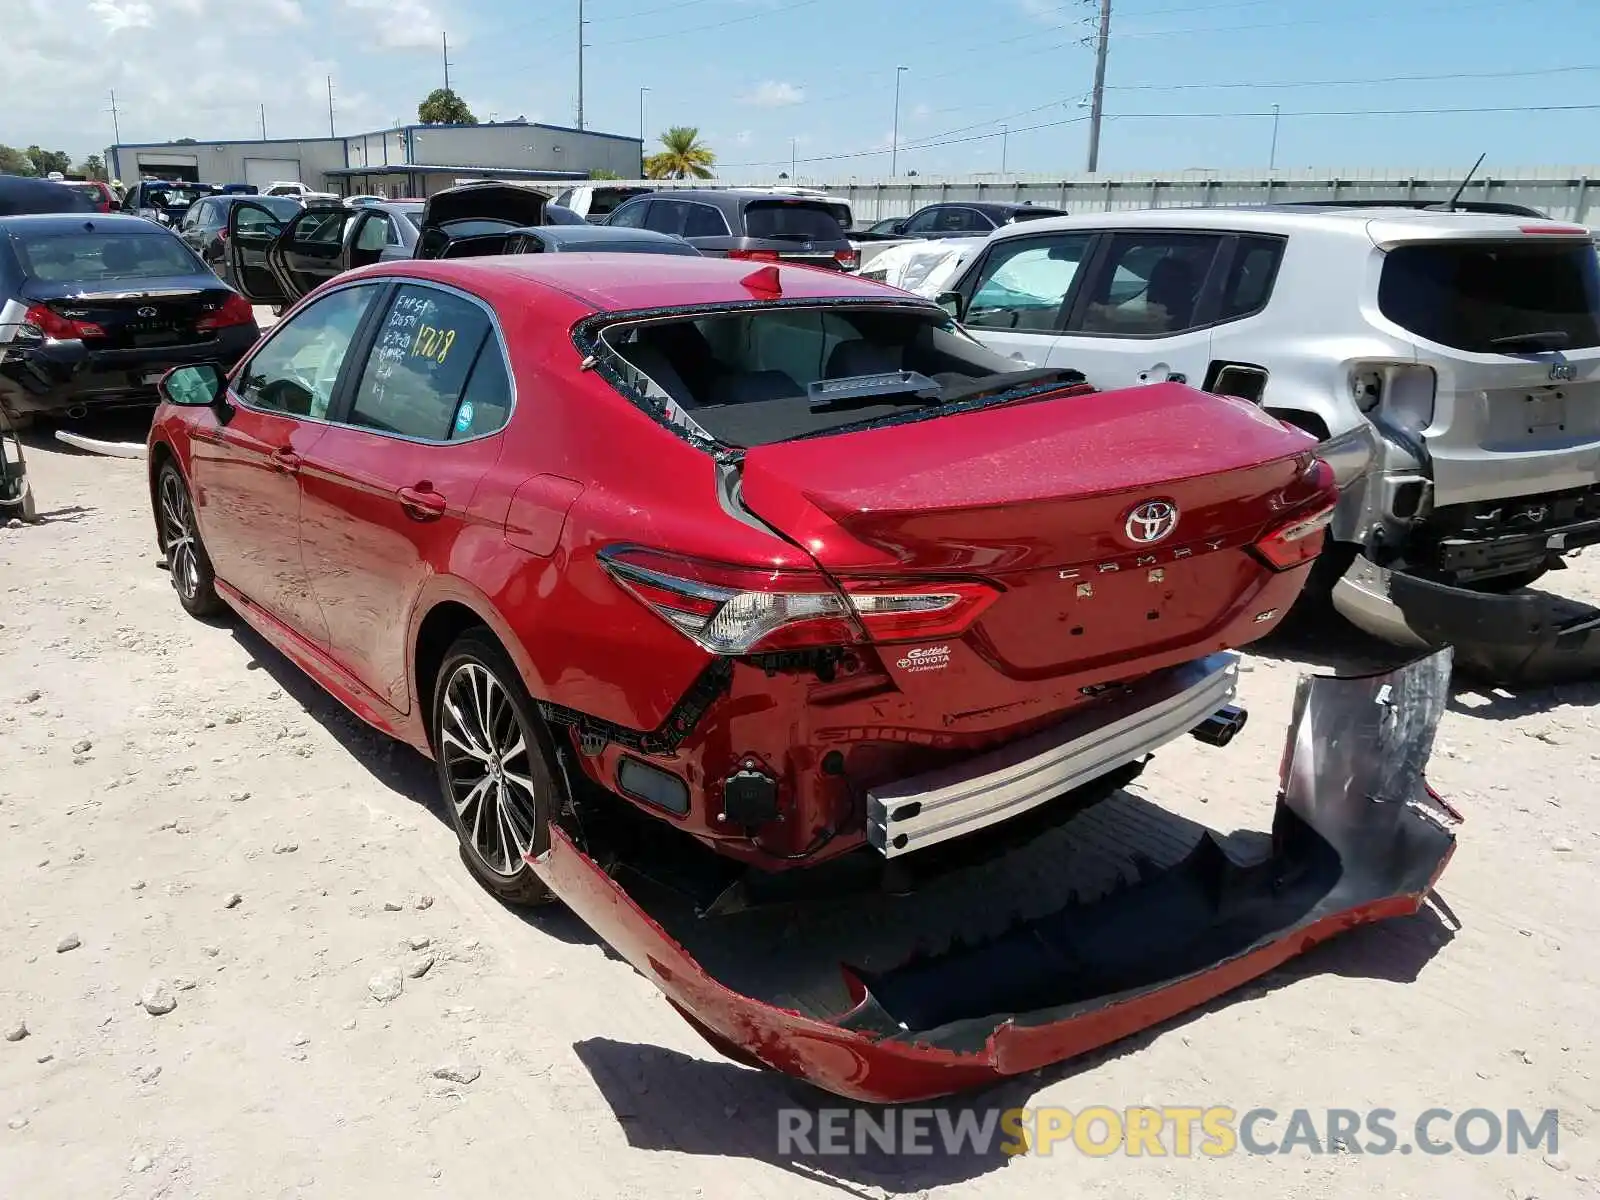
(896, 645, 951, 673)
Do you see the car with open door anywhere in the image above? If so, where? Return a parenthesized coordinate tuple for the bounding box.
(224, 184, 552, 306)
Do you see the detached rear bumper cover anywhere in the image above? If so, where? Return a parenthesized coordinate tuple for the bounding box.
(531, 649, 1459, 1104)
(1335, 553, 1600, 685)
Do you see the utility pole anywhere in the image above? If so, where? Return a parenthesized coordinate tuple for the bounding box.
(639, 86, 649, 144)
(1001, 125, 1009, 174)
(791, 137, 797, 180)
(576, 0, 585, 130)
(260, 103, 268, 140)
(327, 76, 335, 137)
(1269, 103, 1280, 170)
(1085, 0, 1112, 172)
(890, 65, 908, 177)
(442, 32, 451, 92)
(107, 89, 122, 144)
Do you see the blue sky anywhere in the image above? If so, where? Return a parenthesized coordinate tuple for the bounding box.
(8, 0, 1600, 178)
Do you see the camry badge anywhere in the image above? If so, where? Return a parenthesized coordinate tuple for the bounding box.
(1124, 500, 1179, 545)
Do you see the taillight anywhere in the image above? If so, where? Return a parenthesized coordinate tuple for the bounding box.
(727, 248, 780, 262)
(598, 546, 1000, 654)
(20, 304, 104, 340)
(1251, 502, 1336, 570)
(834, 249, 860, 270)
(196, 293, 255, 331)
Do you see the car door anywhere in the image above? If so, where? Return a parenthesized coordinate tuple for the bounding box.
(1040, 230, 1229, 388)
(296, 282, 512, 713)
(606, 198, 651, 229)
(348, 211, 395, 269)
(177, 198, 211, 254)
(267, 204, 355, 300)
(950, 230, 1097, 367)
(899, 206, 947, 239)
(188, 282, 386, 645)
(225, 199, 292, 304)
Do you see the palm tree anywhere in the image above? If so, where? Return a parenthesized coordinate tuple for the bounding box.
(643, 127, 715, 180)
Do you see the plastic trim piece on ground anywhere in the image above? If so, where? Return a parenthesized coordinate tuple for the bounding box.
(530, 647, 1461, 1103)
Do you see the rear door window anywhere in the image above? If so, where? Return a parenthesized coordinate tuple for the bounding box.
(901, 207, 944, 235)
(1074, 232, 1223, 336)
(644, 200, 686, 236)
(346, 284, 506, 441)
(1216, 235, 1286, 322)
(1378, 240, 1600, 351)
(742, 201, 845, 242)
(608, 200, 650, 229)
(682, 203, 728, 237)
(965, 233, 1093, 333)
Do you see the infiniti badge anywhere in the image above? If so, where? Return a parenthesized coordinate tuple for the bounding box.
(137, 306, 158, 317)
(1124, 500, 1179, 545)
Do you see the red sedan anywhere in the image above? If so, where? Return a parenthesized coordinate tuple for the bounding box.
(144, 254, 1461, 1100)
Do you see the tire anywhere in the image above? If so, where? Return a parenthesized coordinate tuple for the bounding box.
(156, 462, 223, 617)
(431, 630, 558, 907)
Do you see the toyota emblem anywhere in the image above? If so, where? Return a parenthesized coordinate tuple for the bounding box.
(1124, 500, 1179, 545)
(137, 306, 158, 317)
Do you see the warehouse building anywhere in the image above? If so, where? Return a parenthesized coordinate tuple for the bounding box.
(106, 120, 643, 196)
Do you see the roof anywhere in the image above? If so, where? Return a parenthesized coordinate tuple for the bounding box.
(338, 253, 929, 313)
(504, 225, 684, 247)
(326, 165, 589, 181)
(0, 174, 97, 217)
(0, 213, 161, 235)
(987, 204, 1591, 245)
(636, 189, 846, 212)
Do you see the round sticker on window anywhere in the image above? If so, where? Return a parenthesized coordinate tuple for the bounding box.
(454, 401, 475, 434)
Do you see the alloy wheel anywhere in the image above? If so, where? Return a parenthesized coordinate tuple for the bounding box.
(440, 662, 541, 878)
(159, 471, 201, 602)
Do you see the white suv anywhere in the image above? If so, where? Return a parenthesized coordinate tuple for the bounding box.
(927, 205, 1600, 670)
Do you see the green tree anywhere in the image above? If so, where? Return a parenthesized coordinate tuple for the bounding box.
(26, 146, 73, 176)
(0, 144, 35, 175)
(589, 167, 621, 180)
(643, 126, 714, 180)
(417, 88, 477, 125)
(79, 154, 107, 181)
(174, 137, 197, 145)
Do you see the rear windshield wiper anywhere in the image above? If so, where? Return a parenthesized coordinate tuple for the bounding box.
(807, 370, 943, 410)
(1488, 330, 1572, 352)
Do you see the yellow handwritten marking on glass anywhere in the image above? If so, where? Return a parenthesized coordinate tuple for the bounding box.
(409, 323, 457, 364)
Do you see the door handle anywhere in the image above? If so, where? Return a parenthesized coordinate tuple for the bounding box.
(271, 448, 301, 473)
(398, 484, 447, 521)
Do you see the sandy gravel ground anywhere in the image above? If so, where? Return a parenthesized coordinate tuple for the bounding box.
(1, 431, 1598, 1200)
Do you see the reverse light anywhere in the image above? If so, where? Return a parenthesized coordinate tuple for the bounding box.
(598, 546, 1000, 654)
(196, 293, 255, 331)
(20, 304, 104, 341)
(1251, 502, 1337, 571)
(834, 248, 860, 271)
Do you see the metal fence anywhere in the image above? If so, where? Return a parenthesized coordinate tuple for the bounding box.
(593, 166, 1600, 223)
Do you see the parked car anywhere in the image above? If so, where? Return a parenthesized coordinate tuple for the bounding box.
(0, 174, 97, 217)
(220, 184, 631, 305)
(142, 252, 1463, 1104)
(177, 192, 305, 285)
(122, 180, 216, 228)
(606, 189, 859, 270)
(927, 204, 1600, 679)
(549, 183, 656, 223)
(497, 225, 699, 256)
(63, 180, 118, 213)
(263, 180, 341, 202)
(0, 213, 257, 428)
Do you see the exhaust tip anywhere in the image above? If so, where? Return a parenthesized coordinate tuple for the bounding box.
(1191, 704, 1248, 748)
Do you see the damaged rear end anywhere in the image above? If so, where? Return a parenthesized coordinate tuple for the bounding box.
(531, 648, 1460, 1103)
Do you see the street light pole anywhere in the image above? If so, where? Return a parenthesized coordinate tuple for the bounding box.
(639, 87, 649, 144)
(791, 137, 797, 180)
(890, 65, 908, 177)
(1269, 103, 1280, 170)
(576, 0, 585, 130)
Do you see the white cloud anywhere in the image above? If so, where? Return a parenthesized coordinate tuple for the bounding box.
(89, 0, 154, 30)
(1017, 0, 1074, 27)
(740, 80, 805, 108)
(341, 0, 445, 48)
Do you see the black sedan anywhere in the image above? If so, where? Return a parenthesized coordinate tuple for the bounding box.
(177, 192, 305, 285)
(0, 214, 258, 428)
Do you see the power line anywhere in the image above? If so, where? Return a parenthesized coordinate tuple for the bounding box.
(1108, 62, 1600, 92)
(586, 0, 721, 24)
(722, 112, 1094, 169)
(1115, 0, 1518, 38)
(591, 0, 823, 47)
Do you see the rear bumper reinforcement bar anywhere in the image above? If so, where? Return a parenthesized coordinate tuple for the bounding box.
(866, 652, 1239, 858)
(530, 647, 1460, 1104)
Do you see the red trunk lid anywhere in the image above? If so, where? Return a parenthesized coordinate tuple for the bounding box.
(738, 382, 1320, 680)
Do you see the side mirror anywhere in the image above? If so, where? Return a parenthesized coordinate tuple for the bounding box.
(891, 221, 907, 235)
(160, 362, 225, 407)
(936, 290, 966, 322)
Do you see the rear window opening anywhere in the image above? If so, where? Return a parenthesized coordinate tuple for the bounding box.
(1378, 240, 1600, 352)
(600, 303, 1082, 447)
(10, 232, 201, 283)
(742, 201, 847, 243)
